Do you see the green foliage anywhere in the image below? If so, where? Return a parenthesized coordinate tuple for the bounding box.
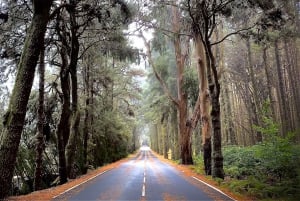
(183, 68, 199, 107)
(223, 146, 258, 179)
(193, 154, 205, 175)
(221, 104, 300, 199)
(253, 105, 299, 181)
(223, 145, 300, 199)
(91, 109, 133, 167)
(222, 115, 300, 200)
(152, 31, 167, 54)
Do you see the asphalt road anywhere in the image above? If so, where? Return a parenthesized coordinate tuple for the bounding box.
(53, 147, 234, 201)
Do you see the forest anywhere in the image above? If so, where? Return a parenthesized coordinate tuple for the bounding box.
(0, 0, 299, 200)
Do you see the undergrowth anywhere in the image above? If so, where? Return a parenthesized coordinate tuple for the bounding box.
(193, 113, 300, 200)
(222, 144, 300, 200)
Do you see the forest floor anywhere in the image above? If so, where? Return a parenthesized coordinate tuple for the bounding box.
(7, 152, 252, 201)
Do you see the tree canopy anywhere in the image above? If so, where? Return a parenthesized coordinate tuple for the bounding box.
(0, 0, 299, 200)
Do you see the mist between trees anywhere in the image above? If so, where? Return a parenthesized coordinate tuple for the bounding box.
(0, 0, 299, 200)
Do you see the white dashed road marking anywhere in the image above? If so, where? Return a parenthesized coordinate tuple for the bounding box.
(142, 151, 147, 197)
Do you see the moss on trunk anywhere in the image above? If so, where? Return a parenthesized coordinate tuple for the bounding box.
(0, 1, 52, 198)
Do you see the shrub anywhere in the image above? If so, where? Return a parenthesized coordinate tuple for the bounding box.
(222, 116, 300, 200)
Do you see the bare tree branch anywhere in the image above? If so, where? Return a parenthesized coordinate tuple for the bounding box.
(211, 24, 256, 46)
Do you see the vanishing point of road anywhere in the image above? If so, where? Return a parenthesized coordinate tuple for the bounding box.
(52, 147, 235, 201)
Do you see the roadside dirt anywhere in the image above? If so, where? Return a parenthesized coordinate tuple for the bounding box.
(7, 151, 252, 201)
(7, 157, 129, 201)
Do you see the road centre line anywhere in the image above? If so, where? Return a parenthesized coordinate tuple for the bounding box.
(142, 184, 146, 197)
(142, 151, 147, 197)
(192, 176, 237, 201)
(52, 169, 111, 199)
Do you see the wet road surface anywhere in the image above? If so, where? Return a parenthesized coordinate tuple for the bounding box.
(52, 148, 234, 201)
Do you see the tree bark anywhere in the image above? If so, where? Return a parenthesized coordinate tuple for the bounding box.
(222, 74, 237, 145)
(82, 55, 91, 174)
(65, 0, 81, 179)
(0, 1, 52, 198)
(162, 123, 168, 159)
(205, 39, 224, 179)
(56, 43, 71, 184)
(34, 41, 45, 191)
(246, 38, 262, 142)
(141, 6, 196, 164)
(263, 46, 276, 120)
(172, 7, 193, 164)
(274, 40, 289, 135)
(170, 107, 180, 160)
(186, 0, 224, 178)
(284, 39, 300, 130)
(153, 124, 159, 153)
(194, 35, 211, 174)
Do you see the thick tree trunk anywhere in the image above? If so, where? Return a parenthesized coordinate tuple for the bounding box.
(56, 44, 71, 184)
(206, 41, 224, 179)
(0, 1, 52, 198)
(34, 42, 45, 191)
(172, 6, 193, 165)
(178, 101, 193, 164)
(65, 1, 80, 179)
(211, 90, 224, 179)
(195, 35, 211, 174)
(66, 110, 80, 178)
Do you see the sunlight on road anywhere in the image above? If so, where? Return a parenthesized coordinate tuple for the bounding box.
(140, 146, 150, 151)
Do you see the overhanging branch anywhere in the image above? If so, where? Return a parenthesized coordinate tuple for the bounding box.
(139, 31, 179, 107)
(211, 24, 257, 46)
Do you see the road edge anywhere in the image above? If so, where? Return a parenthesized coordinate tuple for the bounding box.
(150, 150, 250, 201)
(192, 176, 237, 201)
(52, 169, 111, 199)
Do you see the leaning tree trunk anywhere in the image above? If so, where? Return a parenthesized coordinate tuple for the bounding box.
(33, 41, 45, 191)
(0, 1, 52, 198)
